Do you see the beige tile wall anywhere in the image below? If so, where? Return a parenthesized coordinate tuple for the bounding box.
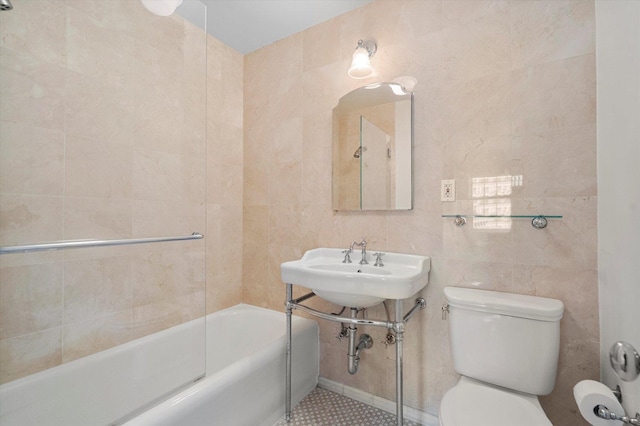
(243, 0, 598, 424)
(0, 0, 243, 384)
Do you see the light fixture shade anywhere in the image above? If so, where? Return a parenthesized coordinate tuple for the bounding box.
(140, 0, 183, 16)
(348, 47, 373, 79)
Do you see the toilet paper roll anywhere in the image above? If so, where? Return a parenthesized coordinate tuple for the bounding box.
(573, 380, 624, 426)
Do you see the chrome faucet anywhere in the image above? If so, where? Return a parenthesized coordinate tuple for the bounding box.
(350, 237, 368, 265)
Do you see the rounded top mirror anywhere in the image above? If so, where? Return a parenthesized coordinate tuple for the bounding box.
(332, 82, 413, 211)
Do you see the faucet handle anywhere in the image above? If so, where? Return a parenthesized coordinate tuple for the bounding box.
(373, 252, 385, 267)
(342, 249, 352, 263)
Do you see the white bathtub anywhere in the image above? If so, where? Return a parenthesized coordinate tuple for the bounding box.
(0, 304, 319, 426)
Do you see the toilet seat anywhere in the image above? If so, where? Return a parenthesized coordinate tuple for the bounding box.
(439, 377, 553, 426)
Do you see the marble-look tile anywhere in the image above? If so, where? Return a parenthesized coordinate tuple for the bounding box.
(442, 4, 511, 84)
(242, 153, 269, 207)
(63, 197, 132, 241)
(0, 263, 63, 340)
(0, 122, 64, 196)
(63, 256, 133, 324)
(442, 72, 511, 145)
(302, 63, 346, 117)
(514, 265, 599, 342)
(386, 209, 443, 257)
(131, 291, 205, 340)
(0, 327, 62, 384)
(0, 53, 66, 132)
(0, 0, 66, 66)
(242, 207, 271, 298)
(62, 310, 132, 363)
(205, 203, 222, 271)
(65, 69, 134, 142)
(302, 113, 332, 207)
(300, 207, 343, 250)
(133, 148, 205, 202)
(0, 194, 63, 246)
(218, 123, 244, 168)
(442, 203, 516, 263)
(132, 249, 204, 306)
(134, 10, 185, 63)
(442, 0, 510, 29)
(133, 200, 206, 240)
(302, 17, 342, 72)
(510, 196, 597, 269)
(205, 272, 242, 315)
(540, 339, 599, 425)
(443, 134, 514, 201)
(64, 133, 133, 199)
(439, 258, 518, 294)
(66, 3, 136, 87)
(218, 204, 243, 277)
(510, 0, 595, 69)
(0, 250, 63, 270)
(268, 205, 304, 248)
(66, 0, 139, 35)
(511, 125, 597, 198)
(510, 53, 596, 135)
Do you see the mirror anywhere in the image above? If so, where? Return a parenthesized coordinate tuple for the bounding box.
(332, 82, 413, 210)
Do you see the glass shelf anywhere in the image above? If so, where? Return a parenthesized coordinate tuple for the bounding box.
(441, 215, 562, 229)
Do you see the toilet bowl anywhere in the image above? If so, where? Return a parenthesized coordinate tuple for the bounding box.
(439, 287, 564, 426)
(439, 377, 552, 426)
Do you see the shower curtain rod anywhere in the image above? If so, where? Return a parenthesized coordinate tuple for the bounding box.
(0, 232, 204, 255)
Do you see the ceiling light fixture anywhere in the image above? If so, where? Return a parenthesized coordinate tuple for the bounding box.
(140, 0, 183, 16)
(347, 39, 377, 79)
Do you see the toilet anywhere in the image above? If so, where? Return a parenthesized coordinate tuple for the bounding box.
(439, 287, 565, 426)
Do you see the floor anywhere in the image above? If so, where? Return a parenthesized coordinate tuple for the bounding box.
(274, 387, 422, 426)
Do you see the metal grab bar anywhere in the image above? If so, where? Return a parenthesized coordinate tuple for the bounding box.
(0, 232, 204, 255)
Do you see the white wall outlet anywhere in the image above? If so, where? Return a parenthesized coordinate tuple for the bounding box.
(441, 179, 456, 202)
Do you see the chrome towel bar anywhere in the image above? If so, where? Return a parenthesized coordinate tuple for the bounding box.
(0, 232, 204, 255)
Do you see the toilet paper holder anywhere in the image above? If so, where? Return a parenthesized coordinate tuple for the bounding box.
(610, 341, 640, 382)
(595, 405, 640, 425)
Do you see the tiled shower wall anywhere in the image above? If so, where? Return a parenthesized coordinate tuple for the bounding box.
(0, 0, 243, 383)
(243, 0, 598, 424)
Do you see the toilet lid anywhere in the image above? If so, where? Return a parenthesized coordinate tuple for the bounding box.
(439, 378, 552, 426)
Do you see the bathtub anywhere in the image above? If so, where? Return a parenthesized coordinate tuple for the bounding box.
(0, 304, 319, 426)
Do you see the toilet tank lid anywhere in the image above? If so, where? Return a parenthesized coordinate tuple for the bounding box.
(444, 287, 564, 321)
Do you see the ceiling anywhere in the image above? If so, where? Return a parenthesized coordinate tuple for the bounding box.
(177, 0, 374, 54)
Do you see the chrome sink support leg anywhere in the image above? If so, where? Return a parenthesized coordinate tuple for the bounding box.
(395, 299, 404, 426)
(347, 308, 359, 374)
(285, 283, 293, 422)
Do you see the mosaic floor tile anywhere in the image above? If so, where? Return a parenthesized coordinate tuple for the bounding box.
(273, 387, 422, 426)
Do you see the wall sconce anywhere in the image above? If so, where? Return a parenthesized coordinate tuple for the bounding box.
(347, 39, 377, 79)
(140, 0, 183, 16)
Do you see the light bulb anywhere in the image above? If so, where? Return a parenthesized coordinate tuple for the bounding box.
(347, 46, 373, 79)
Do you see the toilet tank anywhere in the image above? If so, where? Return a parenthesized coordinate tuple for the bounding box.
(444, 287, 564, 396)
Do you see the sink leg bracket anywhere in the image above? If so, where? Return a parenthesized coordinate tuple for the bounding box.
(284, 283, 426, 426)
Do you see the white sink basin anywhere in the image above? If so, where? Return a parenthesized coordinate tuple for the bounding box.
(281, 248, 430, 308)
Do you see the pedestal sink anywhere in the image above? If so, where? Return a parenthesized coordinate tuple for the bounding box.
(281, 248, 430, 308)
